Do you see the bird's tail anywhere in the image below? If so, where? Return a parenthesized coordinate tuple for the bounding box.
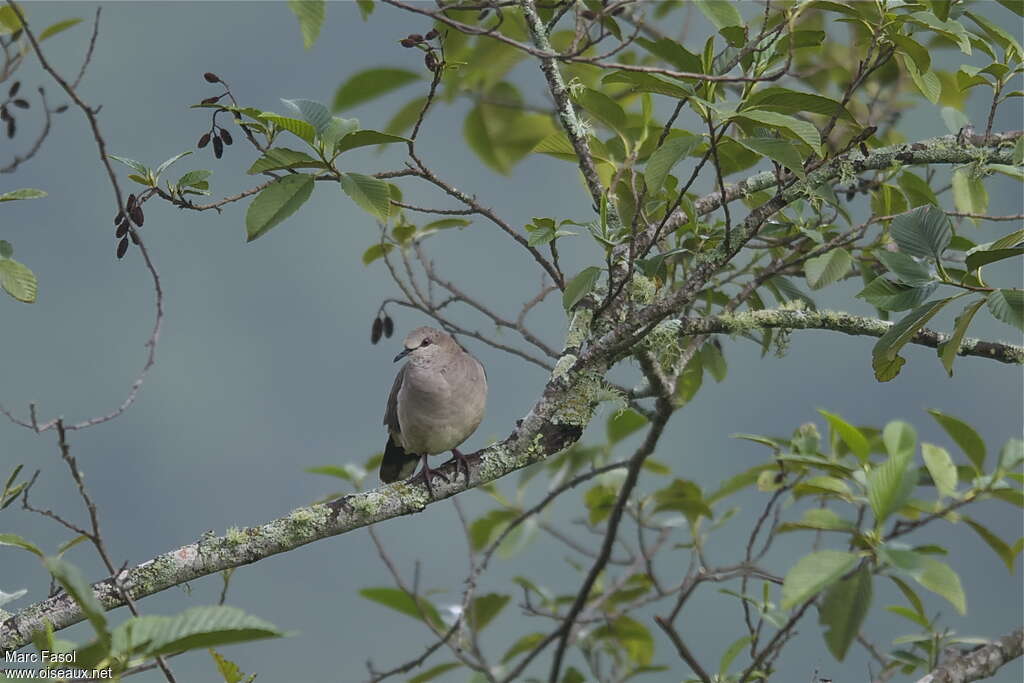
(379, 436, 420, 483)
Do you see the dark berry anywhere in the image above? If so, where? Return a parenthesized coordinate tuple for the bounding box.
(201, 96, 221, 105)
(203, 72, 221, 83)
(12, 99, 28, 109)
(371, 317, 383, 344)
(130, 205, 144, 227)
(219, 128, 233, 145)
(8, 81, 20, 97)
(383, 315, 394, 338)
(212, 134, 224, 159)
(198, 133, 211, 148)
(116, 237, 129, 259)
(425, 29, 438, 40)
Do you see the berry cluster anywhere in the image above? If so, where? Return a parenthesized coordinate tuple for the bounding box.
(399, 29, 443, 73)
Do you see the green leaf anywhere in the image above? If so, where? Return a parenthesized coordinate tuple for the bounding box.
(718, 636, 751, 675)
(467, 593, 509, 632)
(112, 606, 281, 656)
(963, 517, 1015, 573)
(334, 129, 409, 155)
(922, 443, 958, 498)
(340, 172, 391, 220)
(735, 137, 806, 178)
(246, 147, 323, 175)
(951, 167, 989, 218)
(258, 113, 317, 146)
(44, 557, 109, 643)
(592, 616, 654, 666)
(281, 98, 332, 136)
(928, 409, 986, 473)
(0, 532, 44, 557)
(903, 58, 941, 104)
(503, 633, 545, 662)
(965, 248, 1024, 273)
(245, 174, 315, 242)
(107, 154, 149, 175)
(176, 169, 212, 188)
(819, 564, 872, 661)
(585, 484, 618, 525)
(986, 288, 1024, 331)
(857, 277, 937, 312)
(804, 248, 852, 290)
(288, 0, 325, 49)
(898, 171, 939, 208)
(601, 70, 693, 98)
(876, 251, 934, 287)
(0, 240, 11, 260)
(409, 662, 462, 683)
(653, 478, 713, 524)
(320, 116, 360, 150)
(731, 109, 821, 150)
(607, 409, 648, 444)
(695, 0, 743, 29)
(154, 151, 192, 178)
(644, 134, 700, 194)
(563, 266, 602, 311)
(867, 450, 916, 525)
(0, 258, 37, 303)
(38, 17, 83, 41)
(0, 188, 46, 203)
(700, 341, 727, 382)
(778, 508, 854, 533)
(210, 649, 251, 683)
(938, 298, 985, 377)
(872, 298, 953, 381)
(884, 420, 917, 460)
(359, 587, 443, 629)
(744, 87, 854, 121)
(781, 550, 858, 609)
(818, 410, 869, 463)
(465, 102, 554, 174)
(890, 205, 952, 261)
(332, 68, 420, 111)
(575, 88, 627, 138)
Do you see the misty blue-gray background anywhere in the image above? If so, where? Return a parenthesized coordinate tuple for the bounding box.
(2, 2, 1021, 682)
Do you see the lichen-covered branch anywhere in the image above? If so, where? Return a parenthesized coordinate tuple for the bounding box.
(917, 628, 1023, 683)
(672, 310, 1024, 365)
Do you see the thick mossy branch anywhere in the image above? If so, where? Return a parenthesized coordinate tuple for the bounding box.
(916, 627, 1023, 683)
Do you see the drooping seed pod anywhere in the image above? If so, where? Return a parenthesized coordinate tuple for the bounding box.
(129, 204, 145, 227)
(424, 52, 438, 72)
(408, 33, 423, 42)
(212, 134, 224, 159)
(129, 229, 140, 245)
(5, 118, 14, 139)
(371, 317, 383, 344)
(12, 99, 29, 109)
(198, 133, 211, 148)
(425, 28, 438, 40)
(55, 104, 68, 113)
(116, 237, 129, 259)
(116, 221, 128, 238)
(126, 194, 137, 211)
(400, 37, 415, 48)
(219, 128, 233, 145)
(201, 96, 220, 105)
(114, 210, 125, 226)
(203, 72, 221, 83)
(8, 81, 20, 97)
(0, 106, 10, 122)
(383, 315, 394, 339)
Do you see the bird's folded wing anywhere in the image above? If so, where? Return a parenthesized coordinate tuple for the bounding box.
(383, 363, 407, 433)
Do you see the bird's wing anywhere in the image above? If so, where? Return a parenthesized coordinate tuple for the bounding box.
(383, 363, 407, 433)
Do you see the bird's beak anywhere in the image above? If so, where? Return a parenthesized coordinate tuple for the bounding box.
(393, 348, 411, 363)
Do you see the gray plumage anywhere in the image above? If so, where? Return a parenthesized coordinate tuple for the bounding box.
(380, 327, 487, 493)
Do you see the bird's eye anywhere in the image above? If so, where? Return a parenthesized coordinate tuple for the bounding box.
(421, 339, 432, 347)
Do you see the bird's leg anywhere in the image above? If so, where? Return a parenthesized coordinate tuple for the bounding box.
(410, 453, 449, 499)
(442, 448, 472, 484)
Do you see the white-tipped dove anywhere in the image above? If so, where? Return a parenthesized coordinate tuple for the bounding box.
(380, 326, 487, 496)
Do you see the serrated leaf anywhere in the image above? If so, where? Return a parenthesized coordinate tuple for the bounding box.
(601, 70, 692, 98)
(922, 443, 957, 498)
(281, 98, 332, 135)
(700, 341, 727, 382)
(872, 298, 953, 381)
(819, 564, 872, 661)
(898, 170, 939, 207)
(334, 129, 409, 155)
(361, 243, 393, 265)
(731, 109, 820, 150)
(965, 248, 1024, 273)
(695, 0, 743, 29)
(258, 113, 317, 145)
(112, 606, 280, 656)
(867, 450, 916, 525)
(563, 266, 602, 311)
(247, 147, 323, 175)
(890, 205, 952, 261)
(735, 136, 806, 178)
(804, 247, 852, 289)
(288, 0, 325, 49)
(938, 298, 985, 376)
(575, 88, 627, 138)
(644, 134, 700, 194)
(857, 277, 937, 312)
(0, 258, 37, 303)
(503, 633, 545, 663)
(106, 154, 149, 175)
(744, 87, 854, 121)
(176, 169, 212, 188)
(340, 172, 390, 219)
(928, 410, 986, 473)
(44, 557, 109, 643)
(818, 410, 869, 462)
(592, 616, 654, 665)
(332, 68, 419, 111)
(903, 58, 941, 104)
(154, 151, 192, 178)
(718, 635, 751, 675)
(245, 174, 315, 242)
(781, 550, 858, 609)
(986, 289, 1024, 331)
(876, 251, 934, 286)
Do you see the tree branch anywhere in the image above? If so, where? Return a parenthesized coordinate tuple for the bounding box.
(917, 628, 1023, 683)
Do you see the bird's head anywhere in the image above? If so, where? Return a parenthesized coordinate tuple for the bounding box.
(393, 326, 458, 364)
